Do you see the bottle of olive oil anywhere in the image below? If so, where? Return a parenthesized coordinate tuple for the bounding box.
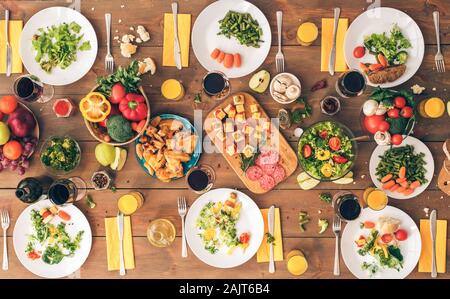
(15, 176, 53, 204)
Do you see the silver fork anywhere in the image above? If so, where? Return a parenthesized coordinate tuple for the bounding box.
(275, 11, 284, 73)
(177, 196, 187, 258)
(1, 210, 10, 271)
(105, 13, 114, 73)
(332, 215, 341, 276)
(433, 11, 445, 73)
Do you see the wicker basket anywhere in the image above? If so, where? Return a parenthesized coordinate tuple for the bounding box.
(83, 85, 151, 146)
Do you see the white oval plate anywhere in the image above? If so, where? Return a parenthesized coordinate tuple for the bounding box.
(369, 136, 434, 199)
(344, 7, 424, 88)
(20, 7, 98, 86)
(185, 188, 264, 268)
(341, 206, 421, 279)
(192, 0, 271, 79)
(13, 200, 92, 278)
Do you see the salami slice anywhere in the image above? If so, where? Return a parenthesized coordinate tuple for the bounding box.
(272, 165, 286, 184)
(261, 163, 277, 175)
(259, 174, 275, 191)
(246, 165, 263, 181)
(256, 150, 280, 166)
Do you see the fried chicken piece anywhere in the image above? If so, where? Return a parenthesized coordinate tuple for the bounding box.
(368, 64, 406, 84)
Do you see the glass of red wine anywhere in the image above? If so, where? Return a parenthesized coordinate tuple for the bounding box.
(13, 75, 54, 103)
(202, 71, 230, 101)
(186, 165, 215, 194)
(335, 69, 366, 98)
(48, 178, 84, 206)
(333, 191, 362, 222)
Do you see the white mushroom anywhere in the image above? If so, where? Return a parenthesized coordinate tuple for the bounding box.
(374, 131, 391, 146)
(273, 91, 289, 103)
(273, 75, 292, 93)
(375, 103, 388, 115)
(363, 99, 379, 116)
(285, 85, 301, 100)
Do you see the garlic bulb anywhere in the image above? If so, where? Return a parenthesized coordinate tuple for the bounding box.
(285, 85, 301, 100)
(363, 100, 379, 116)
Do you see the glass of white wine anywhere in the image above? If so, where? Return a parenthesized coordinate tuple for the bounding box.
(147, 218, 176, 248)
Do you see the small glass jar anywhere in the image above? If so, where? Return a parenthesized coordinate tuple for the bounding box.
(320, 96, 341, 116)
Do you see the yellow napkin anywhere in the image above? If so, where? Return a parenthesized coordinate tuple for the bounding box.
(105, 216, 135, 271)
(0, 20, 23, 73)
(257, 208, 283, 263)
(162, 13, 191, 67)
(418, 219, 447, 273)
(321, 18, 348, 72)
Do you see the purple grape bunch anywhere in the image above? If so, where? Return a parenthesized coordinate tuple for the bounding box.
(0, 136, 37, 175)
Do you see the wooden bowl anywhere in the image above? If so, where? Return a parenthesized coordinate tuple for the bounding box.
(83, 85, 151, 146)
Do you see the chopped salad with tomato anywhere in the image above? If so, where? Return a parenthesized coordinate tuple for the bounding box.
(196, 192, 250, 255)
(298, 121, 354, 180)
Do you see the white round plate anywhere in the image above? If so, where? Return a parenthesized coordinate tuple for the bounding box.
(185, 188, 264, 268)
(369, 136, 434, 199)
(341, 206, 421, 279)
(344, 7, 424, 88)
(20, 7, 98, 86)
(191, 0, 271, 78)
(13, 200, 92, 278)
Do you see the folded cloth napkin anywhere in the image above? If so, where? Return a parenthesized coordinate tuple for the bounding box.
(257, 208, 283, 263)
(321, 18, 348, 72)
(162, 13, 191, 67)
(105, 216, 135, 271)
(0, 20, 23, 73)
(418, 219, 447, 273)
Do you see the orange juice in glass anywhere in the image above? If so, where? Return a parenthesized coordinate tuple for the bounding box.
(287, 249, 308, 276)
(363, 187, 388, 211)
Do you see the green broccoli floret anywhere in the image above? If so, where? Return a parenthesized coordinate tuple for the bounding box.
(106, 115, 134, 142)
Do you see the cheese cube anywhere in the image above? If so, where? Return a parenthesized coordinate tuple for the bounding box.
(255, 125, 263, 133)
(262, 121, 271, 131)
(213, 109, 226, 120)
(243, 145, 255, 158)
(215, 130, 226, 142)
(232, 131, 245, 143)
(226, 144, 236, 156)
(235, 113, 246, 123)
(223, 104, 236, 118)
(212, 120, 222, 132)
(252, 112, 261, 120)
(253, 131, 263, 141)
(235, 104, 245, 114)
(233, 95, 245, 105)
(250, 104, 258, 113)
(224, 122, 234, 133)
(244, 125, 254, 135)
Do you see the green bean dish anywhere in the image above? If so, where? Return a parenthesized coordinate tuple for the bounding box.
(218, 11, 263, 48)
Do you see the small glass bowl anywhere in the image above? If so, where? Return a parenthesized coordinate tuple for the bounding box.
(39, 136, 81, 176)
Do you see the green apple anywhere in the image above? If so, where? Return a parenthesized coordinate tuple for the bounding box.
(249, 70, 270, 93)
(110, 147, 127, 171)
(0, 122, 10, 145)
(95, 143, 116, 166)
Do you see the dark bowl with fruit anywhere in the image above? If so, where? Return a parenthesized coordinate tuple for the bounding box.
(297, 121, 358, 182)
(360, 87, 416, 146)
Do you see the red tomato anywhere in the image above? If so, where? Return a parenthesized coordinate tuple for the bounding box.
(400, 106, 413, 118)
(394, 96, 406, 109)
(378, 121, 390, 132)
(394, 229, 408, 241)
(353, 46, 365, 58)
(328, 137, 341, 151)
(302, 144, 312, 158)
(319, 130, 328, 138)
(391, 134, 403, 145)
(381, 233, 393, 243)
(332, 155, 348, 164)
(239, 232, 251, 244)
(225, 200, 235, 208)
(387, 108, 400, 119)
(364, 221, 375, 229)
(110, 83, 126, 104)
(364, 114, 385, 134)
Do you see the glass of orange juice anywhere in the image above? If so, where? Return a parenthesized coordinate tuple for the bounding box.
(287, 249, 308, 276)
(363, 187, 388, 211)
(418, 97, 445, 118)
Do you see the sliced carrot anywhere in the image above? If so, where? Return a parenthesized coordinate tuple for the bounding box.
(210, 48, 221, 59)
(58, 210, 71, 221)
(396, 177, 407, 183)
(409, 181, 421, 189)
(364, 221, 375, 229)
(396, 186, 407, 193)
(377, 53, 388, 67)
(399, 166, 406, 179)
(359, 62, 369, 74)
(223, 53, 234, 68)
(216, 51, 225, 63)
(402, 188, 414, 196)
(381, 174, 393, 183)
(389, 184, 400, 192)
(233, 53, 241, 67)
(382, 180, 395, 189)
(369, 63, 384, 71)
(400, 181, 409, 188)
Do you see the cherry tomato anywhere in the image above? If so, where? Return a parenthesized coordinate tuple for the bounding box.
(394, 96, 406, 109)
(353, 46, 365, 58)
(381, 233, 393, 243)
(400, 106, 413, 118)
(364, 114, 385, 134)
(378, 121, 390, 132)
(364, 221, 375, 229)
(391, 134, 403, 145)
(394, 229, 408, 241)
(302, 144, 312, 158)
(387, 108, 400, 119)
(319, 130, 328, 139)
(332, 155, 348, 164)
(239, 232, 251, 244)
(328, 137, 341, 151)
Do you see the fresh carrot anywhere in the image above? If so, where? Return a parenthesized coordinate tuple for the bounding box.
(364, 221, 375, 229)
(210, 48, 221, 59)
(369, 63, 384, 71)
(359, 62, 369, 74)
(233, 53, 241, 67)
(396, 177, 407, 184)
(389, 184, 400, 192)
(400, 181, 409, 188)
(216, 51, 225, 63)
(409, 181, 421, 189)
(399, 166, 406, 179)
(402, 188, 414, 196)
(381, 174, 393, 183)
(58, 210, 71, 221)
(377, 53, 388, 67)
(396, 186, 407, 193)
(382, 180, 395, 189)
(223, 53, 234, 68)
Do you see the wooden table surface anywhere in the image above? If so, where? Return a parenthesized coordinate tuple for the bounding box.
(0, 0, 449, 279)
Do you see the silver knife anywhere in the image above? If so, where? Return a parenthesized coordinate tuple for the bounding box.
(5, 10, 12, 77)
(117, 212, 126, 276)
(268, 205, 275, 273)
(430, 209, 437, 278)
(171, 2, 182, 70)
(328, 7, 340, 76)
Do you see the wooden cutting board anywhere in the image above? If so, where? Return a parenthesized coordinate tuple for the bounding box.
(204, 92, 298, 194)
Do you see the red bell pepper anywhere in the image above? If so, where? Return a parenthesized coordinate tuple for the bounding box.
(119, 93, 148, 122)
